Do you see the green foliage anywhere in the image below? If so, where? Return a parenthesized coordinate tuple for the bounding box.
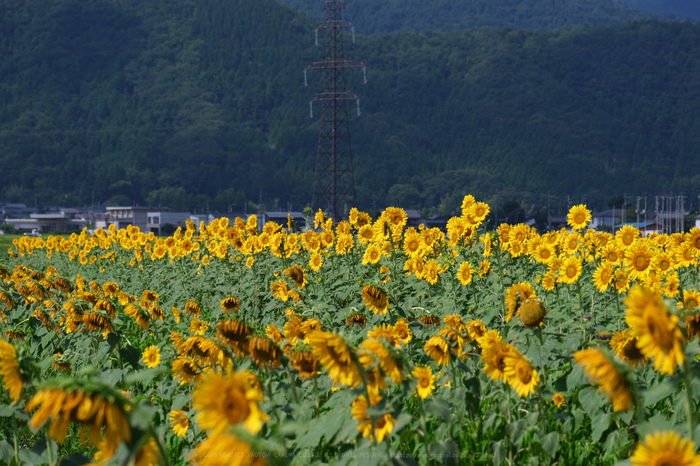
(277, 0, 657, 35)
(1, 0, 700, 216)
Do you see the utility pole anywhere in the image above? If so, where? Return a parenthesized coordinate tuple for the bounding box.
(305, 0, 366, 222)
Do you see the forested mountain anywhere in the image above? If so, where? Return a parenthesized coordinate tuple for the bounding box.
(623, 0, 700, 20)
(2, 0, 700, 215)
(276, 0, 657, 35)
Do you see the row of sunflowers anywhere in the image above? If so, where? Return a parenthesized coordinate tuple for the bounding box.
(1, 198, 700, 465)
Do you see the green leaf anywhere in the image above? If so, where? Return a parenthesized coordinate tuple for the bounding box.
(506, 419, 527, 445)
(0, 441, 14, 465)
(491, 440, 506, 466)
(643, 379, 677, 406)
(541, 432, 559, 458)
(566, 364, 585, 389)
(58, 453, 93, 466)
(124, 368, 168, 387)
(128, 403, 157, 430)
(424, 398, 452, 423)
(578, 386, 605, 415)
(591, 412, 611, 442)
(118, 346, 140, 369)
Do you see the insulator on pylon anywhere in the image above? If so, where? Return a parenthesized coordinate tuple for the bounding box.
(304, 70, 308, 86)
(352, 27, 355, 44)
(357, 100, 361, 116)
(363, 67, 367, 84)
(310, 101, 314, 118)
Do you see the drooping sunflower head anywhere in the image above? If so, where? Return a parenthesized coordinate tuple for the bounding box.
(283, 265, 307, 289)
(0, 338, 24, 402)
(574, 348, 634, 412)
(249, 336, 281, 369)
(220, 297, 240, 314)
(308, 331, 359, 387)
(184, 300, 201, 318)
(419, 314, 441, 329)
(625, 286, 685, 375)
(424, 335, 450, 366)
(291, 349, 319, 380)
(518, 298, 547, 328)
(362, 284, 389, 315)
(610, 330, 647, 368)
(345, 312, 368, 329)
(216, 319, 253, 356)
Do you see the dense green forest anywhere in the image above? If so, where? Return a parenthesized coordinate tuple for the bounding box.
(276, 0, 657, 35)
(2, 0, 700, 215)
(623, 0, 700, 20)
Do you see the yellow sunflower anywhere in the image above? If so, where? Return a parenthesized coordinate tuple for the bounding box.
(291, 350, 319, 380)
(0, 338, 23, 402)
(503, 352, 539, 397)
(361, 284, 389, 315)
(308, 331, 360, 387)
(424, 335, 450, 366)
(558, 256, 582, 285)
(283, 265, 307, 289)
(624, 240, 653, 281)
(481, 340, 516, 382)
(220, 297, 240, 314)
(504, 282, 536, 322)
(625, 286, 684, 375)
(309, 252, 323, 271)
(616, 225, 639, 248)
(567, 204, 591, 231)
(574, 348, 634, 412)
(169, 409, 189, 438)
(457, 262, 473, 286)
(593, 263, 614, 293)
(362, 243, 382, 265)
(142, 345, 161, 368)
(352, 395, 395, 442)
(629, 430, 700, 466)
(552, 393, 566, 408)
(192, 367, 268, 434)
(610, 329, 647, 368)
(412, 366, 436, 399)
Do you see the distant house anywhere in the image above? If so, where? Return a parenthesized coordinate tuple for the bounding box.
(147, 211, 192, 235)
(547, 215, 567, 231)
(591, 209, 622, 230)
(405, 209, 423, 228)
(5, 211, 87, 232)
(1, 203, 38, 219)
(104, 206, 153, 231)
(262, 212, 307, 232)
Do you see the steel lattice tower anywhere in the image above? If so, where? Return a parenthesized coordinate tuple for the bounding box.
(305, 1, 366, 222)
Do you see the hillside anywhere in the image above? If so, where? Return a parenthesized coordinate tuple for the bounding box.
(623, 0, 700, 20)
(2, 0, 700, 215)
(275, 0, 657, 35)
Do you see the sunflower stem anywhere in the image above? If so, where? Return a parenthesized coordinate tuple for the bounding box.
(417, 397, 431, 466)
(12, 414, 20, 466)
(148, 425, 171, 466)
(683, 357, 696, 440)
(285, 364, 301, 405)
(46, 435, 53, 466)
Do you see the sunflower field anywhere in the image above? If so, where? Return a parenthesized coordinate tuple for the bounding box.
(1, 197, 700, 466)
